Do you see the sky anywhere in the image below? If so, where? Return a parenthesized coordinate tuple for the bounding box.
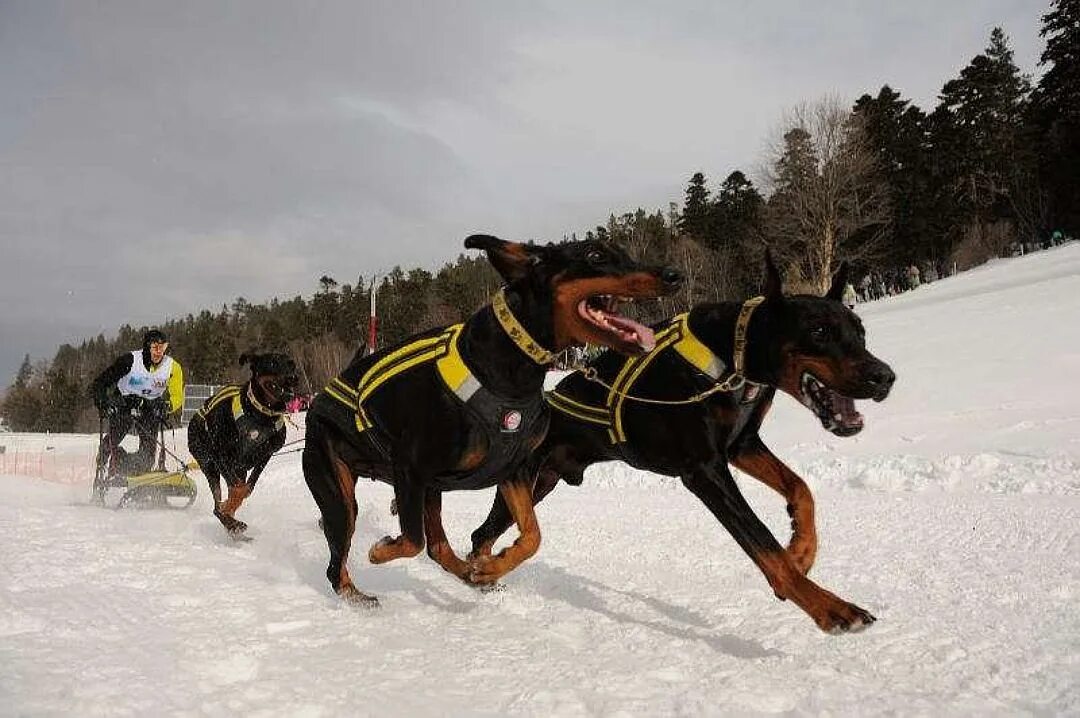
(0, 0, 1046, 385)
(3, 241, 1079, 715)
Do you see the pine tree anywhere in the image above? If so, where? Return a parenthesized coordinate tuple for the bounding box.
(1030, 0, 1080, 233)
(14, 355, 32, 389)
(678, 172, 711, 240)
(931, 28, 1032, 257)
(853, 86, 937, 263)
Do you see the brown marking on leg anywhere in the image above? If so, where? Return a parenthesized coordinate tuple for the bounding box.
(469, 465, 559, 559)
(467, 477, 541, 584)
(368, 535, 424, 563)
(731, 440, 817, 573)
(218, 483, 251, 517)
(680, 465, 872, 633)
(752, 549, 875, 633)
(330, 455, 363, 597)
(469, 540, 496, 560)
(422, 491, 470, 579)
(368, 477, 425, 564)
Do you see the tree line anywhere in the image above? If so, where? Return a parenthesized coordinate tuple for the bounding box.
(3, 2, 1077, 433)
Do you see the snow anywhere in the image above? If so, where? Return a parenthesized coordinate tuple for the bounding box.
(3, 244, 1080, 716)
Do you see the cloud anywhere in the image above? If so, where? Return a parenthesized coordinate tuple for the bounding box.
(0, 0, 1044, 382)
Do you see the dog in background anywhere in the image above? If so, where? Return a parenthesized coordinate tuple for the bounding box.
(188, 352, 300, 537)
(470, 254, 896, 633)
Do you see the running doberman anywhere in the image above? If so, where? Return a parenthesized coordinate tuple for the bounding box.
(302, 234, 682, 605)
(469, 253, 895, 633)
(188, 352, 300, 537)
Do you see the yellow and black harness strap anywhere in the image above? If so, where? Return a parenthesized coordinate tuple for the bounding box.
(544, 389, 612, 427)
(195, 383, 285, 431)
(542, 313, 731, 444)
(322, 324, 482, 435)
(195, 384, 242, 421)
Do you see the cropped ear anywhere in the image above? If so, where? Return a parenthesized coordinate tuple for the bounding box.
(826, 262, 850, 301)
(464, 234, 543, 283)
(238, 352, 251, 367)
(762, 249, 784, 301)
(238, 352, 258, 368)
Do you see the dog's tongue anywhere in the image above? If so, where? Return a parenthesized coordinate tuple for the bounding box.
(834, 395, 863, 431)
(606, 314, 656, 351)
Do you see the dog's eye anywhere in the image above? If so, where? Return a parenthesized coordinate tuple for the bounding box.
(586, 250, 604, 264)
(810, 326, 830, 342)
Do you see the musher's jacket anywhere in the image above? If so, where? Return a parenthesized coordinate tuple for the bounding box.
(91, 348, 185, 413)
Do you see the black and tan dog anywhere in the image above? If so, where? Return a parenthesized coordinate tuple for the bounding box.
(302, 234, 681, 605)
(470, 254, 895, 633)
(188, 352, 300, 537)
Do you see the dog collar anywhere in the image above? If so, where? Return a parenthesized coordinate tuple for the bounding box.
(732, 296, 765, 379)
(670, 296, 763, 384)
(246, 382, 285, 417)
(492, 288, 556, 365)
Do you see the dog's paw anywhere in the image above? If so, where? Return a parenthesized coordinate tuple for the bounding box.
(818, 602, 876, 634)
(465, 556, 505, 585)
(215, 510, 248, 535)
(338, 584, 380, 608)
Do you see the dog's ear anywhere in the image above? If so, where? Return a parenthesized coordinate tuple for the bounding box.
(826, 262, 850, 301)
(762, 249, 784, 301)
(238, 352, 253, 368)
(465, 234, 542, 283)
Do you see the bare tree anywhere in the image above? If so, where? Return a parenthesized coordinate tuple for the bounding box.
(762, 96, 891, 293)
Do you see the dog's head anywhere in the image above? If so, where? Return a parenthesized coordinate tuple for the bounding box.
(755, 253, 895, 437)
(240, 352, 300, 412)
(464, 234, 682, 356)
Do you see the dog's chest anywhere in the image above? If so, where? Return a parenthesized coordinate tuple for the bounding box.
(233, 413, 282, 460)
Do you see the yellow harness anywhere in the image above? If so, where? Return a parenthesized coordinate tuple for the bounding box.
(322, 288, 557, 435)
(196, 384, 285, 431)
(546, 297, 765, 444)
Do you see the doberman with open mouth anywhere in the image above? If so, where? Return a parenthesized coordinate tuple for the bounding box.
(469, 253, 895, 633)
(302, 234, 682, 605)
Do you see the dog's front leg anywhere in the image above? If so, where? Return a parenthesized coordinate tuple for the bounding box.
(303, 436, 377, 606)
(681, 464, 874, 634)
(469, 465, 559, 560)
(422, 490, 469, 579)
(368, 471, 425, 564)
(730, 435, 817, 574)
(467, 470, 541, 584)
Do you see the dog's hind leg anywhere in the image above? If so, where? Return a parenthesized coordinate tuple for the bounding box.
(467, 470, 542, 584)
(730, 435, 817, 574)
(422, 490, 470, 579)
(368, 473, 425, 564)
(303, 437, 377, 606)
(681, 464, 874, 633)
(469, 466, 560, 560)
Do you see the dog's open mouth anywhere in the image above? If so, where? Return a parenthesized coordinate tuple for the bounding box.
(799, 371, 864, 437)
(578, 295, 656, 352)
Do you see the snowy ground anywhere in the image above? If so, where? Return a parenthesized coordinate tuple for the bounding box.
(3, 244, 1080, 716)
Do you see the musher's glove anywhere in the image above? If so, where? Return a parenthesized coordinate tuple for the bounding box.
(147, 399, 169, 424)
(99, 397, 124, 419)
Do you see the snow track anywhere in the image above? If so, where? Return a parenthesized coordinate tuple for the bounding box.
(3, 244, 1080, 715)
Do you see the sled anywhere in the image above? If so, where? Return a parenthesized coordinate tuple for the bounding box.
(91, 416, 198, 510)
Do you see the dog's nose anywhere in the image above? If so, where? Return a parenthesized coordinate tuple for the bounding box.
(866, 364, 895, 398)
(661, 267, 683, 288)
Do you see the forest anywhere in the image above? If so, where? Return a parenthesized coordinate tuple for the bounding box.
(3, 2, 1077, 433)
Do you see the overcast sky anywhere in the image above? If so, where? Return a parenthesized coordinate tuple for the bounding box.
(0, 0, 1044, 384)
